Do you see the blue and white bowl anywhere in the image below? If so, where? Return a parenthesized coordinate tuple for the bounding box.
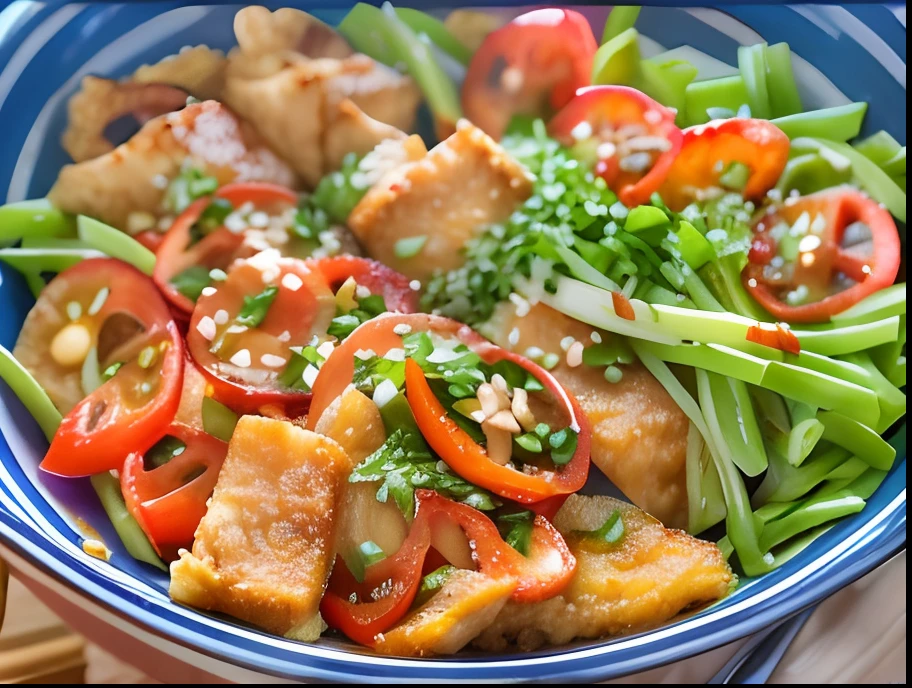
(0, 2, 906, 682)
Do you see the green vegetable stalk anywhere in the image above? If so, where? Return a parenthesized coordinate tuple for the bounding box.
(0, 200, 75, 245)
(77, 215, 156, 275)
(90, 472, 166, 571)
(771, 103, 868, 142)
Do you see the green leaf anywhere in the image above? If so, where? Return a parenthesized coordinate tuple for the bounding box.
(169, 265, 211, 303)
(235, 285, 279, 328)
(575, 509, 626, 544)
(394, 235, 428, 259)
(497, 511, 535, 556)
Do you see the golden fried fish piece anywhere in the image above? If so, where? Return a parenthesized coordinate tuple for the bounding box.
(169, 416, 352, 641)
(473, 494, 733, 651)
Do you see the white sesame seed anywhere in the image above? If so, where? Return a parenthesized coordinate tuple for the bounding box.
(590, 331, 602, 344)
(373, 378, 399, 408)
(281, 273, 303, 292)
(230, 349, 251, 367)
(355, 285, 371, 299)
(226, 324, 248, 334)
(560, 336, 576, 352)
(302, 364, 320, 388)
(224, 213, 248, 233)
(409, 280, 421, 291)
(316, 341, 335, 359)
(261, 353, 286, 368)
(393, 324, 412, 336)
(196, 316, 217, 341)
(87, 287, 109, 316)
(748, 278, 758, 288)
(354, 348, 377, 360)
(524, 346, 545, 360)
(201, 286, 217, 297)
(508, 327, 520, 347)
(248, 211, 270, 228)
(66, 301, 82, 321)
(152, 174, 169, 189)
(566, 341, 584, 368)
(384, 347, 406, 362)
(214, 309, 229, 325)
(570, 120, 593, 141)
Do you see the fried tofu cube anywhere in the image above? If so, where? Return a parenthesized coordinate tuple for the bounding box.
(473, 495, 733, 651)
(169, 415, 353, 641)
(348, 120, 534, 282)
(374, 570, 516, 657)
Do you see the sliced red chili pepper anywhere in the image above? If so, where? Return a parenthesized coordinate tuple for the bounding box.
(743, 187, 901, 323)
(120, 422, 227, 560)
(659, 118, 789, 211)
(550, 86, 683, 208)
(320, 489, 575, 646)
(312, 255, 420, 314)
(746, 323, 801, 355)
(462, 8, 597, 140)
(306, 313, 591, 505)
(186, 255, 335, 417)
(611, 290, 636, 320)
(40, 258, 184, 477)
(154, 182, 299, 318)
(134, 230, 164, 253)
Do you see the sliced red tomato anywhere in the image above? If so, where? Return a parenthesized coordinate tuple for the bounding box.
(660, 118, 790, 211)
(120, 422, 227, 560)
(462, 8, 597, 140)
(550, 86, 683, 208)
(313, 255, 420, 314)
(40, 258, 184, 477)
(320, 489, 575, 646)
(743, 187, 901, 323)
(186, 255, 335, 417)
(306, 313, 591, 504)
(154, 182, 299, 318)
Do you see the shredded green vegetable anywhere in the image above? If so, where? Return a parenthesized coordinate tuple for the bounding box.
(77, 215, 156, 275)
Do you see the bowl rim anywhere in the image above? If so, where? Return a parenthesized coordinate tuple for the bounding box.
(0, 0, 907, 682)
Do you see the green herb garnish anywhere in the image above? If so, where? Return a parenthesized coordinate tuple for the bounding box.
(548, 427, 579, 465)
(101, 361, 123, 381)
(169, 265, 211, 302)
(144, 435, 187, 470)
(165, 166, 219, 214)
(574, 509, 625, 545)
(497, 511, 535, 556)
(235, 285, 279, 328)
(277, 345, 326, 391)
(394, 235, 428, 259)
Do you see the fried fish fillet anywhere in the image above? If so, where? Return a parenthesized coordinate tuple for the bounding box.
(487, 302, 690, 529)
(48, 100, 296, 230)
(348, 120, 534, 282)
(169, 415, 352, 641)
(473, 494, 733, 651)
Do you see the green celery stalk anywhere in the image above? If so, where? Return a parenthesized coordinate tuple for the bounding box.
(767, 523, 836, 568)
(771, 103, 868, 142)
(684, 76, 749, 126)
(0, 248, 103, 278)
(77, 216, 156, 275)
(685, 422, 727, 535)
(758, 488, 865, 552)
(90, 473, 166, 571)
(817, 410, 896, 471)
(752, 444, 852, 506)
(591, 27, 642, 86)
(823, 455, 869, 482)
(707, 372, 768, 476)
(869, 314, 906, 388)
(838, 353, 906, 433)
(816, 467, 887, 500)
(737, 44, 771, 120)
(889, 357, 906, 389)
(774, 153, 852, 197)
(699, 254, 772, 322)
(750, 386, 791, 434)
(601, 6, 641, 43)
(854, 130, 902, 167)
(0, 199, 75, 244)
(0, 345, 62, 442)
(20, 237, 92, 250)
(696, 368, 771, 576)
(792, 315, 900, 357)
(791, 138, 906, 222)
(394, 7, 473, 65)
(764, 43, 802, 117)
(680, 264, 726, 312)
(778, 417, 825, 467)
(830, 283, 906, 325)
(881, 147, 906, 178)
(202, 396, 239, 443)
(640, 58, 698, 124)
(674, 220, 714, 270)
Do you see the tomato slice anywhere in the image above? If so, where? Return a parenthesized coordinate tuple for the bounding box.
(549, 86, 683, 208)
(306, 313, 591, 504)
(462, 8, 597, 140)
(743, 187, 902, 323)
(187, 254, 335, 417)
(154, 182, 300, 318)
(121, 422, 227, 560)
(320, 489, 575, 646)
(660, 118, 790, 211)
(313, 256, 420, 315)
(40, 258, 184, 477)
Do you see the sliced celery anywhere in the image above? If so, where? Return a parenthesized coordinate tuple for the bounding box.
(90, 472, 166, 571)
(752, 444, 851, 506)
(202, 396, 239, 443)
(817, 410, 896, 471)
(771, 103, 868, 142)
(830, 283, 906, 325)
(838, 353, 906, 433)
(700, 254, 772, 322)
(601, 5, 641, 43)
(881, 147, 906, 178)
(591, 27, 641, 86)
(854, 130, 902, 167)
(674, 221, 713, 270)
(758, 489, 865, 552)
(394, 7, 473, 65)
(750, 386, 791, 434)
(77, 216, 156, 276)
(780, 418, 825, 467)
(0, 199, 75, 244)
(0, 345, 62, 443)
(707, 372, 768, 476)
(0, 248, 103, 276)
(817, 466, 887, 500)
(774, 153, 852, 196)
(764, 43, 802, 118)
(684, 76, 749, 126)
(685, 422, 726, 535)
(737, 44, 771, 120)
(20, 237, 93, 251)
(640, 58, 697, 123)
(792, 315, 900, 357)
(823, 455, 869, 483)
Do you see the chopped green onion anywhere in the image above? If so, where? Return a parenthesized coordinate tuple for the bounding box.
(625, 205, 670, 233)
(169, 265, 212, 302)
(202, 396, 239, 442)
(235, 285, 279, 328)
(145, 435, 187, 469)
(394, 235, 428, 259)
(89, 472, 165, 570)
(418, 565, 456, 601)
(576, 509, 626, 544)
(548, 427, 578, 465)
(674, 221, 714, 270)
(515, 433, 543, 453)
(77, 215, 156, 275)
(719, 162, 751, 191)
(498, 511, 535, 556)
(591, 27, 642, 86)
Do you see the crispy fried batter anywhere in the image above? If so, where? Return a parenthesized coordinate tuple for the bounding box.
(375, 570, 517, 657)
(348, 120, 534, 281)
(234, 6, 353, 60)
(488, 302, 690, 528)
(473, 495, 733, 651)
(48, 100, 296, 230)
(169, 416, 352, 641)
(132, 45, 227, 100)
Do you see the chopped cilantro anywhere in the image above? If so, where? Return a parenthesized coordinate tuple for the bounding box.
(277, 345, 325, 391)
(101, 361, 123, 381)
(310, 152, 368, 224)
(189, 197, 234, 244)
(327, 293, 388, 339)
(548, 427, 579, 466)
(165, 166, 219, 214)
(169, 265, 211, 302)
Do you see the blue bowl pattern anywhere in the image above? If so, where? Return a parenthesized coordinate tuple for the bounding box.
(0, 2, 906, 682)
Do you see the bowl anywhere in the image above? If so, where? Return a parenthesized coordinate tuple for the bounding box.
(0, 1, 906, 682)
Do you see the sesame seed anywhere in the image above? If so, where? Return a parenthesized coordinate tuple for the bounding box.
(508, 327, 520, 347)
(316, 341, 335, 359)
(201, 286, 217, 297)
(385, 348, 406, 362)
(590, 331, 602, 344)
(66, 301, 82, 321)
(196, 316, 217, 340)
(209, 268, 227, 281)
(393, 324, 412, 336)
(226, 324, 248, 334)
(87, 287, 109, 316)
(302, 364, 320, 388)
(248, 211, 270, 228)
(355, 285, 371, 299)
(560, 336, 576, 352)
(214, 309, 229, 325)
(230, 349, 252, 368)
(566, 341, 584, 368)
(278, 330, 291, 342)
(409, 280, 421, 291)
(261, 353, 286, 368)
(281, 273, 304, 292)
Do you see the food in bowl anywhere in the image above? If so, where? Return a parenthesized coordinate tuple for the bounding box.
(0, 3, 905, 658)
